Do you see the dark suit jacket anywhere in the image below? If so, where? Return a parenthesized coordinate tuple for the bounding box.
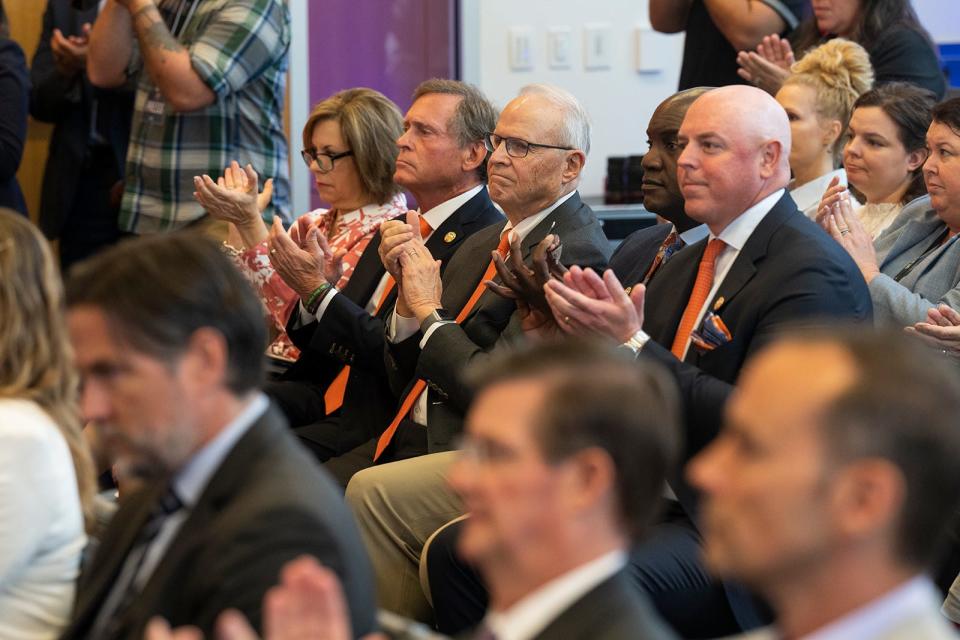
(455, 571, 676, 640)
(285, 189, 503, 453)
(641, 192, 872, 504)
(609, 222, 673, 287)
(30, 0, 135, 236)
(61, 404, 375, 640)
(385, 192, 611, 453)
(0, 36, 28, 216)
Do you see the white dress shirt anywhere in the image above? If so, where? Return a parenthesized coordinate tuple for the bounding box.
(390, 189, 577, 425)
(483, 550, 627, 640)
(298, 185, 485, 325)
(737, 576, 956, 640)
(0, 399, 86, 640)
(678, 189, 784, 360)
(679, 223, 710, 246)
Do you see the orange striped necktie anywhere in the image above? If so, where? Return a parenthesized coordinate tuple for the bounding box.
(373, 229, 512, 460)
(322, 216, 434, 416)
(670, 238, 725, 359)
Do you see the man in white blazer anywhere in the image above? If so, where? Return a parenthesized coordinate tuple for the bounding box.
(689, 328, 960, 640)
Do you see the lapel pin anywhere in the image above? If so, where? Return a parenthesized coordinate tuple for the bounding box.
(713, 296, 725, 311)
(443, 231, 457, 243)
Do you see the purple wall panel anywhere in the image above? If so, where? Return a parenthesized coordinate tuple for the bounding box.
(306, 0, 457, 209)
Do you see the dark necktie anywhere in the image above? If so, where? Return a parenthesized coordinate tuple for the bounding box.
(96, 486, 184, 639)
(642, 228, 684, 285)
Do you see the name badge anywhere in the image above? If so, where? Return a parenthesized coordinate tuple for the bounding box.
(144, 88, 166, 126)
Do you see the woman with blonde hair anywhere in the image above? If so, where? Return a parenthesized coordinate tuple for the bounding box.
(194, 88, 407, 362)
(777, 38, 874, 218)
(0, 209, 96, 638)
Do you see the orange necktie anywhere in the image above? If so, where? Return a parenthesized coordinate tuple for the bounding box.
(374, 231, 512, 460)
(670, 238, 725, 359)
(323, 216, 433, 415)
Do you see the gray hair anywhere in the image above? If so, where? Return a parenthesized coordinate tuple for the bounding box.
(519, 83, 591, 156)
(413, 79, 499, 181)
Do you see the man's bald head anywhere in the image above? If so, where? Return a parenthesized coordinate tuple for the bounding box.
(677, 85, 792, 233)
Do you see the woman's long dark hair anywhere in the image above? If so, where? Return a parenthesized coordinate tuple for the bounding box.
(793, 0, 933, 57)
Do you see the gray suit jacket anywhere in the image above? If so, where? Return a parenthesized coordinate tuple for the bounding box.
(871, 195, 960, 326)
(62, 404, 375, 639)
(385, 192, 610, 452)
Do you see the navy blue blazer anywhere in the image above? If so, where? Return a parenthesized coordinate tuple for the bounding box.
(641, 192, 872, 508)
(0, 36, 28, 216)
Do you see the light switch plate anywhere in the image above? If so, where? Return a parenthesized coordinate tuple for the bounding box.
(509, 27, 535, 71)
(547, 27, 573, 69)
(584, 23, 612, 70)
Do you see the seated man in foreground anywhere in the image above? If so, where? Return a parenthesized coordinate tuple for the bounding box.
(62, 234, 375, 639)
(691, 329, 960, 639)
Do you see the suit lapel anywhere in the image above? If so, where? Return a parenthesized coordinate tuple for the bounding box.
(706, 193, 795, 315)
(67, 481, 165, 638)
(645, 241, 703, 347)
(457, 194, 583, 325)
(119, 409, 286, 628)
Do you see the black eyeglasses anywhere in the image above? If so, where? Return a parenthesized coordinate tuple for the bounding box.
(484, 133, 574, 158)
(300, 148, 353, 172)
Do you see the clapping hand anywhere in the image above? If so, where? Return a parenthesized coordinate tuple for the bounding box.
(194, 162, 274, 247)
(736, 34, 794, 94)
(906, 304, 960, 359)
(819, 180, 879, 282)
(544, 267, 646, 343)
(145, 556, 387, 640)
(486, 233, 567, 338)
(268, 217, 339, 299)
(51, 23, 90, 77)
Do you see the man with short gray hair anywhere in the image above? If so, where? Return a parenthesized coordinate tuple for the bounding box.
(337, 83, 611, 619)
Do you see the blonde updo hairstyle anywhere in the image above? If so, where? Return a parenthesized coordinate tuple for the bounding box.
(0, 210, 96, 532)
(784, 39, 875, 166)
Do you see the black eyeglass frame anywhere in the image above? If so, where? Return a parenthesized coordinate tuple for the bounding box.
(483, 132, 575, 158)
(300, 148, 354, 172)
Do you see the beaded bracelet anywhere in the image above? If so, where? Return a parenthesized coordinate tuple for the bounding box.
(304, 283, 333, 314)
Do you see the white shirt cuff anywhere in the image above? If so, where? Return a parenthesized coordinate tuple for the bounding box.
(293, 288, 339, 328)
(388, 309, 420, 343)
(419, 320, 455, 349)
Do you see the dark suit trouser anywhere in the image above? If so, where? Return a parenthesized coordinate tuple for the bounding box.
(425, 502, 745, 638)
(320, 423, 429, 489)
(58, 145, 121, 271)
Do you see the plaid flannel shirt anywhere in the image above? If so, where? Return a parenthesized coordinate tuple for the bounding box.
(120, 0, 291, 233)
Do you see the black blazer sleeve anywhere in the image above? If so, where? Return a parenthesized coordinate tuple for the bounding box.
(29, 4, 83, 123)
(0, 38, 28, 184)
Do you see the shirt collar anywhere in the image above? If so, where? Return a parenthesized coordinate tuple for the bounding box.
(337, 193, 408, 228)
(502, 190, 578, 245)
(711, 189, 785, 251)
(483, 550, 626, 640)
(420, 184, 484, 233)
(679, 223, 710, 246)
(789, 576, 940, 640)
(172, 393, 269, 508)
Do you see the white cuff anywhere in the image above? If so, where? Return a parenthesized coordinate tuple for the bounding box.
(419, 320, 455, 349)
(388, 309, 420, 343)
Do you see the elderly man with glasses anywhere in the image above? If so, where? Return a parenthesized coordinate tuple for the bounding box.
(327, 83, 611, 622)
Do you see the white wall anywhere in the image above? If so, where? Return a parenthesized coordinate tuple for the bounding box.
(915, 0, 960, 43)
(289, 0, 311, 217)
(460, 0, 683, 198)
